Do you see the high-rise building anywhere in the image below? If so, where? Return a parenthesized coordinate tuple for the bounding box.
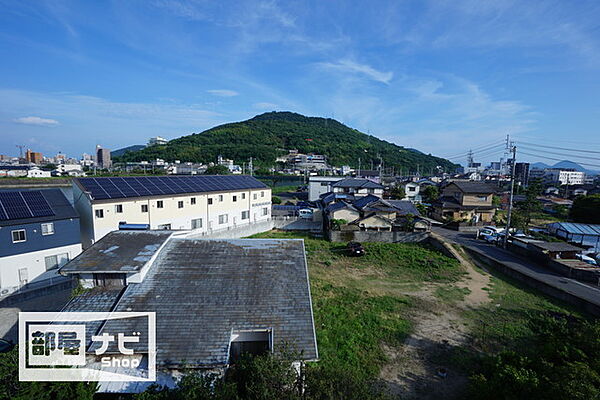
(514, 162, 530, 185)
(96, 145, 112, 169)
(25, 149, 43, 164)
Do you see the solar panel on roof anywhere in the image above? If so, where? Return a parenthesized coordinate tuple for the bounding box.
(21, 191, 54, 217)
(77, 175, 267, 200)
(0, 190, 55, 221)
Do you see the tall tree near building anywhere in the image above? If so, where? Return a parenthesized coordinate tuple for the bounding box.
(570, 194, 600, 224)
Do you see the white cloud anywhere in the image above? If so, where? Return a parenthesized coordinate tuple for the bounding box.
(206, 89, 239, 97)
(253, 102, 278, 110)
(13, 116, 59, 126)
(317, 59, 393, 84)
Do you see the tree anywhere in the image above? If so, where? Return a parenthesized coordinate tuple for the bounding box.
(570, 194, 600, 224)
(512, 181, 542, 232)
(272, 196, 282, 204)
(204, 165, 230, 175)
(390, 185, 405, 200)
(0, 346, 98, 400)
(421, 185, 438, 203)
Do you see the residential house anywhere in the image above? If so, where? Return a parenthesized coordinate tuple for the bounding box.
(432, 181, 497, 223)
(72, 175, 272, 249)
(0, 189, 81, 295)
(308, 176, 344, 201)
(59, 232, 318, 393)
(403, 178, 436, 203)
(331, 178, 384, 198)
(26, 167, 51, 178)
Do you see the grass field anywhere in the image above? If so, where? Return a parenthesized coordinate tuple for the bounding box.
(249, 230, 583, 396)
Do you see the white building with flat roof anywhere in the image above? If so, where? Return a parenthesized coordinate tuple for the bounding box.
(73, 175, 272, 248)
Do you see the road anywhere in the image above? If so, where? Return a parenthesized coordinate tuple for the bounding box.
(432, 227, 600, 309)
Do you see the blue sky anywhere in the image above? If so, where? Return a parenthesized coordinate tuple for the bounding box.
(1, 0, 599, 167)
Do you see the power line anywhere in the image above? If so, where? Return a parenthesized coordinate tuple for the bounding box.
(517, 144, 600, 161)
(442, 140, 505, 159)
(445, 143, 506, 160)
(516, 141, 600, 154)
(518, 150, 600, 168)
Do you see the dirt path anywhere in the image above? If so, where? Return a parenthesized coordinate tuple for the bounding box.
(379, 236, 491, 399)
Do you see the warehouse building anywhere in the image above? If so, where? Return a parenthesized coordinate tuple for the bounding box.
(73, 175, 272, 248)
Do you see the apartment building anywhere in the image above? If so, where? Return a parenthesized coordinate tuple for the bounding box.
(530, 168, 585, 186)
(0, 189, 81, 295)
(73, 175, 272, 248)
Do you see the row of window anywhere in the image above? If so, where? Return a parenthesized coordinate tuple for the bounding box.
(11, 223, 55, 243)
(95, 191, 268, 218)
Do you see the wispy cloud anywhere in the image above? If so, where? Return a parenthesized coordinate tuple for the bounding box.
(317, 59, 394, 84)
(13, 116, 59, 126)
(206, 89, 239, 97)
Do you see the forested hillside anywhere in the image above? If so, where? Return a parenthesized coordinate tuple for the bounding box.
(116, 112, 457, 172)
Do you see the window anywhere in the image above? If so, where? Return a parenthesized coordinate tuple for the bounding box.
(115, 204, 123, 213)
(157, 200, 164, 208)
(477, 195, 488, 201)
(141, 204, 148, 213)
(408, 186, 416, 192)
(242, 193, 246, 199)
(95, 209, 104, 218)
(253, 193, 257, 200)
(11, 230, 26, 243)
(219, 194, 223, 202)
(191, 197, 196, 205)
(368, 188, 375, 194)
(262, 207, 269, 216)
(41, 222, 54, 235)
(218, 214, 228, 224)
(208, 198, 213, 205)
(233, 195, 237, 202)
(320, 182, 329, 186)
(44, 253, 69, 271)
(191, 218, 202, 229)
(178, 201, 184, 209)
(241, 210, 249, 220)
(261, 191, 265, 198)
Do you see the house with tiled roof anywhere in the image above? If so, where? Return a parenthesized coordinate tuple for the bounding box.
(432, 181, 497, 223)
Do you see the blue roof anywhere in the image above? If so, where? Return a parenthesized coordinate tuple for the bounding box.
(75, 175, 268, 201)
(547, 222, 600, 236)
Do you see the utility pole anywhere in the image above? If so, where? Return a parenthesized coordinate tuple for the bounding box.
(503, 143, 517, 249)
(358, 158, 361, 177)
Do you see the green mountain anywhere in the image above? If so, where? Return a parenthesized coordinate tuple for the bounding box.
(115, 112, 458, 173)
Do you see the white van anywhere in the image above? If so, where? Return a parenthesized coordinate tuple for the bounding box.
(298, 208, 313, 219)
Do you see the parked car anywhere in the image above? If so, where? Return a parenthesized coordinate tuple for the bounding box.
(347, 242, 365, 257)
(481, 233, 497, 244)
(298, 208, 313, 219)
(576, 254, 598, 266)
(478, 228, 496, 238)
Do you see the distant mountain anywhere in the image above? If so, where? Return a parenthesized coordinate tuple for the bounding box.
(531, 160, 598, 176)
(111, 145, 146, 158)
(114, 112, 459, 172)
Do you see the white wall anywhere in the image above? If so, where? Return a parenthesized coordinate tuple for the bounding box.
(308, 177, 342, 201)
(76, 185, 272, 248)
(0, 243, 82, 295)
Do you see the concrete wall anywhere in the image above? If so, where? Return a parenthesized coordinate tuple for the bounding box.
(328, 230, 429, 243)
(464, 247, 600, 317)
(187, 219, 274, 239)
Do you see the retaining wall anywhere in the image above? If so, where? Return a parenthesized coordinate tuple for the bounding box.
(328, 230, 429, 243)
